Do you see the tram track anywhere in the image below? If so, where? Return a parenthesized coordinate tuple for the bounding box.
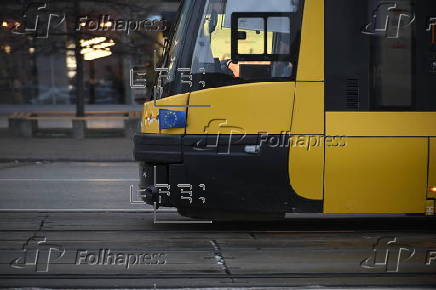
(0, 273, 435, 288)
(0, 212, 435, 288)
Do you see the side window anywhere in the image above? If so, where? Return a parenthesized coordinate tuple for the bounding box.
(369, 0, 415, 110)
(231, 13, 293, 80)
(325, 0, 436, 112)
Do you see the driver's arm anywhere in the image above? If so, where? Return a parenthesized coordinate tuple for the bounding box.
(220, 59, 240, 78)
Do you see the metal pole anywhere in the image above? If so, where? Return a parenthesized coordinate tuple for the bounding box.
(73, 1, 85, 117)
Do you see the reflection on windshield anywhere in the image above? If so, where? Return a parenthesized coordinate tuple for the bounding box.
(157, 0, 301, 98)
(155, 0, 193, 99)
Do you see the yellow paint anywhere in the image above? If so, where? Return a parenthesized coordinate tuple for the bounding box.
(288, 81, 325, 201)
(291, 82, 325, 135)
(187, 82, 295, 135)
(141, 101, 160, 134)
(140, 93, 189, 135)
(327, 112, 436, 137)
(429, 138, 436, 199)
(297, 0, 324, 81)
(325, 138, 427, 214)
(289, 143, 324, 200)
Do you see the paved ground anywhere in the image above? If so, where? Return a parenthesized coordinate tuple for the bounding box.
(0, 137, 134, 162)
(0, 162, 147, 210)
(0, 162, 435, 289)
(0, 212, 435, 288)
(0, 105, 141, 162)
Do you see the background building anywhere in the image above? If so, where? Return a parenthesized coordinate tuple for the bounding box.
(0, 0, 179, 114)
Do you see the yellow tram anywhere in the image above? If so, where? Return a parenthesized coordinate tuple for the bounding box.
(134, 0, 436, 220)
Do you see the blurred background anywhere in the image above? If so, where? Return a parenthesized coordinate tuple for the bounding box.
(0, 0, 179, 106)
(0, 0, 181, 161)
(0, 0, 179, 143)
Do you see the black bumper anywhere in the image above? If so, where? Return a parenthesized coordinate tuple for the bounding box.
(134, 134, 182, 163)
(134, 134, 323, 214)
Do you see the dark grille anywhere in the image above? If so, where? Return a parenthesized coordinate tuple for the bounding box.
(345, 78, 360, 110)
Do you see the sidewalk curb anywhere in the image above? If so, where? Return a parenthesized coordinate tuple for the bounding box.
(0, 136, 135, 163)
(0, 158, 134, 163)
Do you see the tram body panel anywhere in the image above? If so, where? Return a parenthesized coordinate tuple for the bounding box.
(296, 0, 324, 82)
(187, 82, 295, 135)
(288, 81, 325, 201)
(326, 112, 436, 137)
(324, 137, 428, 214)
(289, 143, 324, 201)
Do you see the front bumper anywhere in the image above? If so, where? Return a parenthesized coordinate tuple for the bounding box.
(134, 134, 323, 214)
(134, 134, 182, 164)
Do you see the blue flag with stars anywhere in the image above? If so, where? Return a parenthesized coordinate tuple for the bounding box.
(158, 109, 187, 130)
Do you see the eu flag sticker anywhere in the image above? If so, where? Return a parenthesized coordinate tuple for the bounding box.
(158, 109, 187, 130)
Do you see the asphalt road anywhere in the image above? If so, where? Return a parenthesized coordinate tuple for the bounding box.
(0, 162, 146, 210)
(0, 162, 435, 289)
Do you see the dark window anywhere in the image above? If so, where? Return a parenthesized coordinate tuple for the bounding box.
(369, 1, 415, 110)
(325, 0, 436, 112)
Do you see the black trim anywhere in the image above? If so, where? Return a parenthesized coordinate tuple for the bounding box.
(415, 0, 436, 111)
(135, 134, 323, 217)
(134, 134, 182, 163)
(325, 0, 371, 112)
